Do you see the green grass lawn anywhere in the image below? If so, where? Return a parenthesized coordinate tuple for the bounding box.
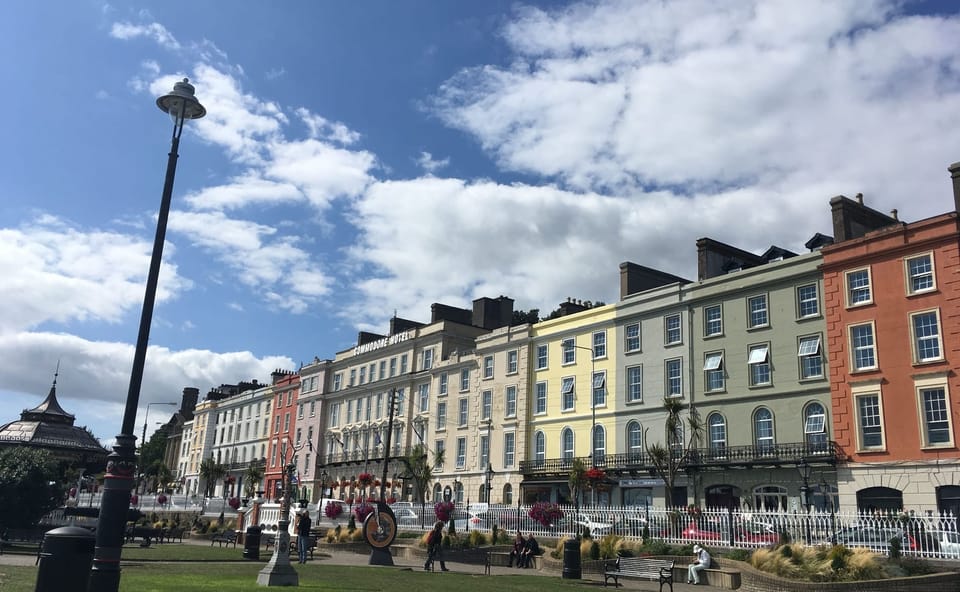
(0, 562, 577, 592)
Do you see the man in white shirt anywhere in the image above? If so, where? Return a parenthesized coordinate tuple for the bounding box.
(687, 544, 711, 585)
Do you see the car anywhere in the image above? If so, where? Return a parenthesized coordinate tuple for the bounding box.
(824, 525, 911, 552)
(681, 520, 727, 542)
(563, 512, 613, 536)
(935, 530, 960, 557)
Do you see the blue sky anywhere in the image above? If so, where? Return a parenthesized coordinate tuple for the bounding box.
(2, 0, 959, 448)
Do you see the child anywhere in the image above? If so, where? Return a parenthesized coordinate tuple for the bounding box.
(424, 521, 449, 572)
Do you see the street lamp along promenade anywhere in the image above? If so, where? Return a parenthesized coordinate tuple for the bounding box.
(139, 401, 177, 493)
(88, 79, 205, 592)
(565, 342, 601, 504)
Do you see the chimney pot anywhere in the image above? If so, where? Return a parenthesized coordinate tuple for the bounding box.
(949, 162, 960, 213)
(890, 209, 898, 221)
(856, 192, 864, 204)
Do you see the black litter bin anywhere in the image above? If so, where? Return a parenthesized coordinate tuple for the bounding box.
(243, 525, 262, 560)
(561, 538, 581, 579)
(35, 526, 95, 592)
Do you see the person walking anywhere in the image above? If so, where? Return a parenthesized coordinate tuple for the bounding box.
(295, 510, 312, 564)
(687, 544, 711, 585)
(424, 521, 449, 572)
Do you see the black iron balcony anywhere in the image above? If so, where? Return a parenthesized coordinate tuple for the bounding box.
(323, 445, 419, 467)
(225, 457, 267, 470)
(519, 440, 842, 477)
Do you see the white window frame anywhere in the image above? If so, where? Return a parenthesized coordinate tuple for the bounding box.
(503, 432, 516, 467)
(534, 381, 547, 415)
(456, 437, 466, 469)
(561, 338, 576, 365)
(704, 305, 723, 336)
(561, 428, 574, 460)
(418, 383, 430, 413)
(561, 376, 575, 411)
(911, 309, 943, 364)
(626, 365, 642, 402)
(853, 386, 885, 452)
(708, 413, 727, 455)
(748, 343, 771, 386)
(436, 401, 447, 431)
(625, 322, 641, 352)
(704, 351, 725, 392)
(483, 355, 494, 379)
(535, 344, 548, 370)
(438, 372, 448, 395)
(459, 368, 470, 392)
(481, 390, 492, 421)
(904, 252, 936, 296)
(505, 385, 517, 418)
(592, 331, 607, 359)
(507, 350, 519, 374)
(798, 334, 824, 380)
(748, 294, 769, 328)
(665, 358, 682, 397)
(753, 407, 774, 450)
(915, 375, 954, 448)
(627, 421, 642, 456)
(592, 371, 606, 407)
(797, 283, 820, 318)
(845, 267, 873, 307)
(849, 322, 878, 372)
(423, 348, 434, 370)
(458, 398, 468, 427)
(664, 313, 682, 345)
(534, 431, 546, 463)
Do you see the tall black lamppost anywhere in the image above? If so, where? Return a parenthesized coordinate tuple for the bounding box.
(796, 459, 812, 545)
(566, 342, 600, 504)
(88, 79, 205, 592)
(139, 401, 177, 494)
(484, 463, 494, 530)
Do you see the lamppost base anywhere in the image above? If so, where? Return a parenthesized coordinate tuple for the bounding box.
(368, 547, 394, 566)
(257, 520, 298, 587)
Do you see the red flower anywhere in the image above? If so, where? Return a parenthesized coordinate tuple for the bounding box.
(585, 467, 606, 482)
(228, 497, 241, 510)
(357, 472, 374, 487)
(434, 501, 455, 522)
(354, 502, 374, 522)
(324, 502, 344, 519)
(157, 494, 168, 505)
(528, 502, 564, 528)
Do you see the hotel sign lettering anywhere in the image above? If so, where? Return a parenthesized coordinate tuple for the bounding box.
(353, 330, 412, 356)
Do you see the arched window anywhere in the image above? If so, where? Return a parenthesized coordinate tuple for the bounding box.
(627, 422, 642, 459)
(503, 483, 513, 505)
(432, 483, 442, 503)
(937, 485, 960, 518)
(753, 407, 775, 453)
(561, 428, 574, 460)
(753, 485, 787, 511)
(857, 486, 903, 512)
(593, 424, 606, 463)
(454, 481, 464, 503)
(803, 402, 828, 450)
(708, 413, 726, 458)
(534, 431, 546, 465)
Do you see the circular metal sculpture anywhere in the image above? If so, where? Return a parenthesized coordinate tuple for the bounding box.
(363, 501, 397, 549)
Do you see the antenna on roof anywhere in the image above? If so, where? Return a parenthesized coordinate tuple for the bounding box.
(53, 359, 60, 387)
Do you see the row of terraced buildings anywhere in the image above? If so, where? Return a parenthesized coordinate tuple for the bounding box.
(162, 162, 960, 517)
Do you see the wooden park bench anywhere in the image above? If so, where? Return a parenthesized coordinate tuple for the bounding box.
(164, 526, 186, 543)
(0, 528, 48, 564)
(603, 556, 675, 591)
(125, 525, 161, 547)
(210, 529, 238, 548)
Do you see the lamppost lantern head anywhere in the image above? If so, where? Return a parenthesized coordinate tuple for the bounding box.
(157, 78, 206, 123)
(796, 459, 812, 483)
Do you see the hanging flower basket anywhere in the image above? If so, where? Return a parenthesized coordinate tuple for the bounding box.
(324, 501, 344, 519)
(157, 494, 168, 505)
(357, 472, 375, 487)
(585, 467, 606, 485)
(225, 475, 236, 485)
(130, 494, 139, 506)
(529, 502, 564, 528)
(354, 502, 374, 522)
(228, 497, 241, 510)
(434, 501, 455, 522)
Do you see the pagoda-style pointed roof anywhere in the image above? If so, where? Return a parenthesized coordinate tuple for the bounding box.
(0, 370, 108, 465)
(21, 374, 75, 425)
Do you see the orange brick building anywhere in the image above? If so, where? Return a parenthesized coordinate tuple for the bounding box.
(821, 164, 960, 513)
(265, 370, 300, 500)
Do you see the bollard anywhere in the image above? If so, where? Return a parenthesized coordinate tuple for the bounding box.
(35, 526, 95, 592)
(561, 538, 581, 579)
(243, 525, 262, 560)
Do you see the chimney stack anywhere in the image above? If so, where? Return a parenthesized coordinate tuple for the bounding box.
(855, 192, 864, 205)
(890, 209, 898, 221)
(950, 162, 960, 214)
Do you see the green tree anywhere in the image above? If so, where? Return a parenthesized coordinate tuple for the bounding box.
(243, 463, 265, 498)
(144, 460, 173, 493)
(198, 457, 227, 498)
(644, 398, 704, 507)
(0, 448, 64, 528)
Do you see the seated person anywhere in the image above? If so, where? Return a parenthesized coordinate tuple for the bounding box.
(519, 533, 540, 568)
(508, 532, 525, 567)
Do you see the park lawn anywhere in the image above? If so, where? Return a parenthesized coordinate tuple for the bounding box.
(0, 562, 575, 592)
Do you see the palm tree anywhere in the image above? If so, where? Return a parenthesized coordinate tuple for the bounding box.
(396, 443, 444, 528)
(198, 457, 227, 498)
(644, 397, 704, 508)
(568, 458, 587, 538)
(242, 463, 265, 499)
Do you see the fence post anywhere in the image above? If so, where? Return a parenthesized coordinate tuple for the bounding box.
(728, 506, 735, 547)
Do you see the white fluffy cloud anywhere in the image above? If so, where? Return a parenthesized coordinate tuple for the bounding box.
(0, 216, 191, 334)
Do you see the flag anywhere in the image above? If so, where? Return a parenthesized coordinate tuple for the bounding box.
(333, 434, 345, 450)
(307, 438, 314, 453)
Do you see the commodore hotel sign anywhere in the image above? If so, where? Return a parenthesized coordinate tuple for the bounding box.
(353, 330, 413, 356)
